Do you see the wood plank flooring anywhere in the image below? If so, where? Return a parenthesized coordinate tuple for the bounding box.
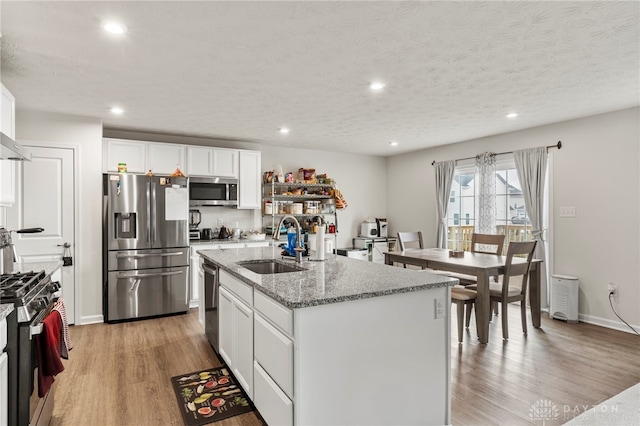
(50, 307, 639, 425)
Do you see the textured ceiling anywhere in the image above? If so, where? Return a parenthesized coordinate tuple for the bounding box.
(1, 1, 638, 157)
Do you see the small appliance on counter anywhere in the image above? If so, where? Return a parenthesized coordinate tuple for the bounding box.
(359, 218, 378, 237)
(201, 228, 214, 240)
(0, 227, 45, 274)
(189, 209, 201, 240)
(376, 218, 388, 238)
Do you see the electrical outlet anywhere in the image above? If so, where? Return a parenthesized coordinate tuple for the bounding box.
(434, 297, 445, 319)
(560, 206, 576, 217)
(608, 283, 618, 296)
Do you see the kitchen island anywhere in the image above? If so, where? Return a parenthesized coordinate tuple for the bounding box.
(199, 246, 457, 425)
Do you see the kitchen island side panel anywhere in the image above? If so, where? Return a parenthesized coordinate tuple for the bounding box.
(293, 286, 451, 425)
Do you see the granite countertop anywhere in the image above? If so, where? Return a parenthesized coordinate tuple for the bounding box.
(190, 238, 270, 246)
(0, 304, 14, 322)
(198, 246, 457, 309)
(12, 260, 64, 276)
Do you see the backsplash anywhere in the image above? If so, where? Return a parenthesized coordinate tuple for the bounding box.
(195, 206, 260, 233)
(0, 206, 5, 227)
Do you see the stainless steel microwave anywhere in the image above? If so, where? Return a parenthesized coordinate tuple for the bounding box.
(189, 177, 238, 206)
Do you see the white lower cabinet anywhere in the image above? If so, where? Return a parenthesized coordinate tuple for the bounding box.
(253, 361, 293, 426)
(218, 274, 254, 400)
(1, 316, 7, 426)
(253, 292, 294, 426)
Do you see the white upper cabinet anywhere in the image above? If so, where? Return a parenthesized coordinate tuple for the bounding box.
(103, 138, 146, 173)
(187, 146, 214, 176)
(103, 139, 185, 175)
(238, 150, 261, 209)
(146, 143, 185, 175)
(187, 146, 238, 178)
(0, 84, 16, 206)
(213, 148, 238, 178)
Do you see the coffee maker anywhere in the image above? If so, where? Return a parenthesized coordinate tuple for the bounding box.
(189, 209, 201, 240)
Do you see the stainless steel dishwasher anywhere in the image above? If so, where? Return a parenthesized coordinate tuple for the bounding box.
(202, 261, 219, 353)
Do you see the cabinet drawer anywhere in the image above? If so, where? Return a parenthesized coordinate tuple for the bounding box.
(253, 361, 293, 426)
(0, 319, 6, 351)
(254, 290, 293, 336)
(254, 313, 294, 399)
(219, 270, 252, 306)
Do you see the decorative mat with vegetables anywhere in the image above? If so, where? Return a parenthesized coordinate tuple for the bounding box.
(171, 367, 253, 425)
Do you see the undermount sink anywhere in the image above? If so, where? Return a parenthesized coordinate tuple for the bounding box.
(237, 259, 307, 274)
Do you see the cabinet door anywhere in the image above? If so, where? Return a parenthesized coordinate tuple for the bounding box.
(190, 252, 200, 308)
(0, 84, 16, 206)
(253, 361, 293, 426)
(103, 139, 146, 173)
(254, 313, 294, 398)
(232, 298, 254, 400)
(212, 148, 238, 178)
(187, 146, 214, 176)
(0, 160, 15, 206)
(218, 287, 234, 368)
(0, 352, 7, 426)
(147, 143, 185, 175)
(1, 84, 15, 139)
(238, 150, 261, 209)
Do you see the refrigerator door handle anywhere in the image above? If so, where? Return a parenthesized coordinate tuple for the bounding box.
(151, 180, 157, 242)
(116, 270, 184, 279)
(116, 252, 185, 259)
(146, 180, 151, 242)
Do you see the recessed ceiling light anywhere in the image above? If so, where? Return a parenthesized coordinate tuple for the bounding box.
(389, 141, 399, 147)
(102, 21, 127, 35)
(506, 112, 518, 119)
(279, 127, 290, 134)
(110, 107, 124, 115)
(369, 81, 386, 91)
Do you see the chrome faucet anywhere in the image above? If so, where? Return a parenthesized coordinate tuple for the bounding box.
(273, 215, 305, 263)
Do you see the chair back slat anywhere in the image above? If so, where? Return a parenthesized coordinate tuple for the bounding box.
(397, 231, 423, 250)
(471, 233, 505, 255)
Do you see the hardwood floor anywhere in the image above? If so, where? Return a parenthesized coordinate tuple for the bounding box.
(49, 311, 264, 426)
(50, 307, 639, 425)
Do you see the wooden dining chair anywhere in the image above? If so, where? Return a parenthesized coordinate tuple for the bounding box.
(451, 286, 478, 343)
(490, 240, 537, 340)
(396, 232, 424, 269)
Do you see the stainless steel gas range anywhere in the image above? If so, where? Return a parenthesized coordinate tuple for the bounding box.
(0, 270, 61, 426)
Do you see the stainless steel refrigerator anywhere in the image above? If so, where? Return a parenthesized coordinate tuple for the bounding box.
(103, 173, 190, 322)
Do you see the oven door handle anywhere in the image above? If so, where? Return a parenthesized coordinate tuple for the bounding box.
(115, 252, 184, 259)
(116, 270, 184, 279)
(30, 323, 43, 338)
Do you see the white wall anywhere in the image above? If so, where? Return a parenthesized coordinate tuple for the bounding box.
(387, 107, 640, 331)
(15, 109, 104, 324)
(260, 145, 387, 248)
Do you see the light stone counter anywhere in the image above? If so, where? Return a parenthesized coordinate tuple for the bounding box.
(198, 245, 457, 309)
(0, 303, 14, 322)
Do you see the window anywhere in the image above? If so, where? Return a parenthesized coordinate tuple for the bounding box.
(447, 161, 532, 253)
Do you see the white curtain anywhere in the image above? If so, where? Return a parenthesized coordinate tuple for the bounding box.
(435, 160, 455, 248)
(514, 147, 548, 307)
(475, 152, 496, 234)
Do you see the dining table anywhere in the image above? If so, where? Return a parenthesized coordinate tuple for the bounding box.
(384, 248, 543, 344)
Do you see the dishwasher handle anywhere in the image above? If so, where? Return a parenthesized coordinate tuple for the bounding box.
(116, 252, 184, 259)
(116, 270, 184, 279)
(202, 264, 217, 275)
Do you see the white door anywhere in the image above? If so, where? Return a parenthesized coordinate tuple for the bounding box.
(7, 146, 76, 323)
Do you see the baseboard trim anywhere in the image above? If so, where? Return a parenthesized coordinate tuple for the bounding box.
(578, 313, 640, 334)
(189, 300, 199, 309)
(80, 314, 104, 325)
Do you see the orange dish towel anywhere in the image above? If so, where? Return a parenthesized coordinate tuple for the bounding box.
(52, 298, 73, 358)
(36, 310, 65, 397)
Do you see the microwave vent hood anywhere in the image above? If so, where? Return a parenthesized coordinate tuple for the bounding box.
(0, 132, 31, 161)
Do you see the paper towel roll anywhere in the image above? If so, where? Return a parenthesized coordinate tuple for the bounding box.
(316, 227, 325, 261)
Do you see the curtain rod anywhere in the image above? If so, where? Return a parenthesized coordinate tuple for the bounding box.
(430, 140, 562, 166)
